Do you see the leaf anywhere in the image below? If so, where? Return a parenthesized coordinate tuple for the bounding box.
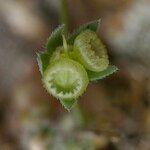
(59, 99, 77, 111)
(46, 24, 65, 55)
(87, 65, 118, 81)
(36, 52, 50, 74)
(67, 20, 100, 44)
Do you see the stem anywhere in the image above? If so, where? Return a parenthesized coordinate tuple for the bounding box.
(59, 0, 69, 35)
(59, 0, 85, 127)
(72, 103, 85, 127)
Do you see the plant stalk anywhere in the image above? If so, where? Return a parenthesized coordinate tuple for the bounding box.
(59, 0, 69, 35)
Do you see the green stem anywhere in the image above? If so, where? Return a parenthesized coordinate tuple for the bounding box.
(59, 0, 69, 35)
(59, 0, 85, 127)
(72, 103, 85, 127)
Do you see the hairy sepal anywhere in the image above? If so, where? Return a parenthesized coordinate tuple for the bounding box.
(46, 24, 65, 55)
(87, 65, 118, 81)
(59, 98, 77, 111)
(67, 20, 100, 44)
(36, 52, 50, 75)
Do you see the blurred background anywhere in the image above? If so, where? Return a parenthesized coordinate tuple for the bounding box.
(0, 0, 150, 149)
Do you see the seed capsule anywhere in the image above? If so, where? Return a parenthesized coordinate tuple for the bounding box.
(43, 57, 89, 100)
(73, 29, 109, 72)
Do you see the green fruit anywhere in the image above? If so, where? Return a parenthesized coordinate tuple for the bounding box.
(43, 57, 89, 100)
(73, 29, 109, 72)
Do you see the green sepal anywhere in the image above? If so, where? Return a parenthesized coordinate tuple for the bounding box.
(87, 65, 118, 81)
(36, 52, 50, 75)
(46, 24, 65, 55)
(67, 20, 100, 44)
(59, 99, 77, 111)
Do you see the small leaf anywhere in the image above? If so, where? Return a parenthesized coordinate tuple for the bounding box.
(68, 20, 100, 44)
(59, 99, 77, 111)
(46, 24, 65, 55)
(87, 65, 118, 81)
(36, 52, 50, 74)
